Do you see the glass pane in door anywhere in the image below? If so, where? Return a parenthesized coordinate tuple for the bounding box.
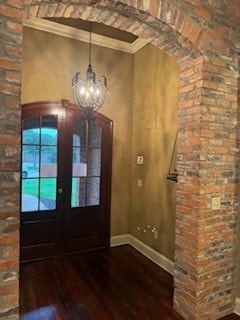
(21, 115, 58, 212)
(86, 177, 100, 206)
(71, 119, 102, 208)
(88, 148, 101, 176)
(40, 178, 57, 210)
(21, 178, 39, 212)
(71, 177, 86, 208)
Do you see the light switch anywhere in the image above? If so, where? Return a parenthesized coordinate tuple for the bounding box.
(137, 179, 142, 187)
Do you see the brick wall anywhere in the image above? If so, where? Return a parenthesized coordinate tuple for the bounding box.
(237, 53, 240, 299)
(0, 0, 239, 319)
(0, 0, 22, 319)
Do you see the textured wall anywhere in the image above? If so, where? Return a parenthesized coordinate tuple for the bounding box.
(21, 27, 133, 236)
(131, 43, 179, 261)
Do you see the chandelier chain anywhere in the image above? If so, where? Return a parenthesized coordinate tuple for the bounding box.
(89, 22, 92, 66)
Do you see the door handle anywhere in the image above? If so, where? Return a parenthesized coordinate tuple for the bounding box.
(58, 188, 64, 194)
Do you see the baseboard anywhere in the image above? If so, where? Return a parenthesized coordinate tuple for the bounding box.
(110, 234, 174, 275)
(110, 234, 131, 247)
(235, 297, 240, 316)
(128, 235, 174, 275)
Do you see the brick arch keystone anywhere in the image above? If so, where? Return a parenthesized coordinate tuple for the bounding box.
(17, 1, 239, 319)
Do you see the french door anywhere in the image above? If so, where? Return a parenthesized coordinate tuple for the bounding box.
(20, 100, 113, 262)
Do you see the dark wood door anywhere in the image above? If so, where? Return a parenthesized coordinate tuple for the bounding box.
(20, 100, 113, 262)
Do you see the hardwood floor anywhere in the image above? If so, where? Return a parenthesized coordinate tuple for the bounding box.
(20, 245, 239, 320)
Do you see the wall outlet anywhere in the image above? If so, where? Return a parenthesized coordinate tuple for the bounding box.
(154, 230, 158, 239)
(212, 197, 221, 210)
(137, 156, 144, 165)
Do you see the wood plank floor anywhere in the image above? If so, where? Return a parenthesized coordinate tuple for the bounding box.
(20, 245, 240, 320)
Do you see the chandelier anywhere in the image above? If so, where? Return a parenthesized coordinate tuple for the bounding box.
(72, 22, 107, 118)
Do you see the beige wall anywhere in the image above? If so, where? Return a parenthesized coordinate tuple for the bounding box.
(21, 27, 133, 236)
(131, 44, 179, 261)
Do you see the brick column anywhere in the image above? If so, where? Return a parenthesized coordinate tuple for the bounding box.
(174, 55, 238, 320)
(237, 55, 240, 303)
(0, 0, 22, 319)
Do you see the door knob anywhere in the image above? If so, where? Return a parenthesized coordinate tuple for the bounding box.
(58, 188, 64, 194)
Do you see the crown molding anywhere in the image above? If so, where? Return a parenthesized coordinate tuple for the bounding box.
(23, 18, 148, 54)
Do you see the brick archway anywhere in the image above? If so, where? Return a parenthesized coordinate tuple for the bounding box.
(1, 0, 239, 319)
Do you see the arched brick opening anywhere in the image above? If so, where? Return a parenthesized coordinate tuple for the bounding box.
(0, 1, 239, 319)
